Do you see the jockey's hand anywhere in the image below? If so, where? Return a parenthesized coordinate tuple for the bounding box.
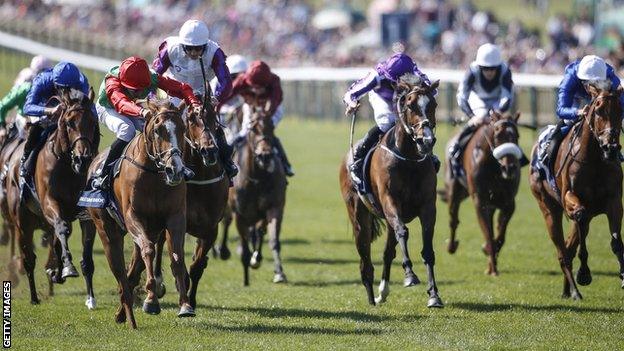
(191, 104, 203, 116)
(44, 104, 64, 117)
(345, 102, 360, 116)
(577, 105, 590, 117)
(140, 108, 153, 119)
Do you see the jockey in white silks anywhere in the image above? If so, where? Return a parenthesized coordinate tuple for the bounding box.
(210, 55, 249, 144)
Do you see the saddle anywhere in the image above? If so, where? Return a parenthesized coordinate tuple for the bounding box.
(533, 125, 560, 196)
(350, 129, 390, 217)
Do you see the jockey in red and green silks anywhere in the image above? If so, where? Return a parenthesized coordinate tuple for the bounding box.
(0, 81, 31, 140)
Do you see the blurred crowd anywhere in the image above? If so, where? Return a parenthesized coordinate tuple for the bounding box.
(2, 0, 624, 75)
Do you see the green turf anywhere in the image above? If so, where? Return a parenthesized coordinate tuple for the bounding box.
(1, 116, 623, 351)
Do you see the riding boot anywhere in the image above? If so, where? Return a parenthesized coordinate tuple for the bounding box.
(273, 137, 294, 177)
(349, 126, 384, 186)
(215, 126, 238, 180)
(448, 124, 477, 178)
(19, 124, 44, 188)
(92, 138, 128, 190)
(544, 120, 565, 172)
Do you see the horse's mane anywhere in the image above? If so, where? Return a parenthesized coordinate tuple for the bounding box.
(398, 73, 423, 86)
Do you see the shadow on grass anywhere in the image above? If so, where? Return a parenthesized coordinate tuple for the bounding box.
(320, 239, 353, 245)
(290, 279, 361, 287)
(196, 321, 383, 335)
(284, 257, 402, 266)
(505, 268, 619, 278)
(451, 302, 623, 314)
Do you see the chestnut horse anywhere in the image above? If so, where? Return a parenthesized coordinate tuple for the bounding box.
(441, 111, 523, 276)
(152, 102, 230, 309)
(227, 109, 288, 285)
(2, 90, 98, 304)
(86, 99, 192, 329)
(530, 85, 624, 299)
(339, 75, 443, 307)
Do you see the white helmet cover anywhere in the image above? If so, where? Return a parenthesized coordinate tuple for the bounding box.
(226, 55, 249, 74)
(475, 43, 502, 67)
(30, 55, 52, 73)
(577, 55, 607, 81)
(179, 20, 209, 46)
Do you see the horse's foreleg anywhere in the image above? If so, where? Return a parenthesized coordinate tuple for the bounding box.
(249, 223, 264, 269)
(420, 203, 443, 308)
(354, 206, 375, 305)
(447, 181, 464, 254)
(474, 198, 497, 276)
(188, 236, 213, 309)
(375, 226, 397, 304)
(382, 199, 419, 287)
(267, 209, 286, 283)
(215, 208, 232, 260)
(80, 219, 97, 309)
(574, 219, 592, 286)
(126, 243, 146, 298)
(50, 216, 79, 279)
(495, 202, 515, 256)
(235, 218, 252, 286)
(153, 231, 166, 298)
(165, 214, 194, 317)
(607, 201, 624, 289)
(16, 223, 38, 304)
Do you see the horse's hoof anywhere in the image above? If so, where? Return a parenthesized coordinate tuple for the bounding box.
(374, 295, 386, 304)
(219, 246, 231, 260)
(250, 252, 262, 269)
(30, 298, 40, 305)
(115, 309, 126, 324)
(273, 273, 287, 284)
(51, 275, 65, 284)
(447, 239, 459, 254)
(403, 274, 420, 287)
(571, 290, 583, 301)
(177, 304, 195, 318)
(427, 296, 444, 308)
(61, 265, 79, 279)
(142, 300, 161, 315)
(576, 268, 592, 286)
(155, 282, 166, 299)
(85, 296, 97, 310)
(621, 278, 624, 289)
(561, 292, 571, 299)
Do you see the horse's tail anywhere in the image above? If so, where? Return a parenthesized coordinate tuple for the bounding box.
(437, 188, 449, 203)
(371, 215, 384, 241)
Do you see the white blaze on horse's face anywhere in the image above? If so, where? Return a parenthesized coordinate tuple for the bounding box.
(417, 94, 430, 118)
(163, 119, 185, 185)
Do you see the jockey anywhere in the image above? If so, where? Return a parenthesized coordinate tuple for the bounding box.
(544, 55, 624, 166)
(342, 52, 438, 186)
(211, 54, 249, 143)
(91, 56, 202, 189)
(14, 55, 52, 86)
(449, 43, 518, 175)
(21, 62, 92, 185)
(0, 81, 31, 141)
(221, 60, 295, 177)
(152, 19, 238, 180)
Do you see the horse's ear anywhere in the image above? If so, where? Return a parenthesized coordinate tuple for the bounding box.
(617, 85, 624, 95)
(513, 112, 520, 123)
(586, 83, 600, 97)
(88, 87, 95, 102)
(489, 110, 501, 122)
(429, 79, 440, 91)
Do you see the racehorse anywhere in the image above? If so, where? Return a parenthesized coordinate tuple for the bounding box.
(441, 111, 523, 276)
(339, 75, 443, 307)
(86, 99, 192, 329)
(2, 89, 98, 304)
(529, 84, 624, 299)
(152, 102, 230, 309)
(226, 108, 288, 285)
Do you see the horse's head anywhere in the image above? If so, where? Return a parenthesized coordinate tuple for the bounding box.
(394, 75, 439, 155)
(143, 99, 187, 186)
(56, 87, 99, 174)
(586, 83, 623, 162)
(489, 110, 522, 180)
(248, 109, 276, 172)
(185, 103, 219, 167)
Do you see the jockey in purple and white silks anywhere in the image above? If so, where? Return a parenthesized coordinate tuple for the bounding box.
(448, 43, 523, 177)
(543, 55, 624, 167)
(342, 52, 438, 186)
(152, 19, 237, 179)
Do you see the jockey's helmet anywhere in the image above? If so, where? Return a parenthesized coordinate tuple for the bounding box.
(179, 20, 210, 47)
(119, 56, 151, 90)
(577, 55, 607, 81)
(245, 61, 272, 87)
(227, 55, 249, 75)
(378, 53, 414, 82)
(475, 43, 502, 68)
(52, 62, 81, 88)
(31, 55, 52, 73)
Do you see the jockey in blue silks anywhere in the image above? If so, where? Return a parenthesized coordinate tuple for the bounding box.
(544, 55, 624, 167)
(343, 52, 439, 186)
(21, 61, 93, 186)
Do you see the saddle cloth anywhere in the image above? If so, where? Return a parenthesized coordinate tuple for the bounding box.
(531, 125, 559, 194)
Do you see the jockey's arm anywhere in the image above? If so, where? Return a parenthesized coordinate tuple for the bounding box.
(22, 75, 52, 118)
(211, 49, 232, 103)
(456, 69, 475, 117)
(152, 41, 171, 75)
(105, 77, 142, 117)
(156, 75, 201, 107)
(498, 69, 514, 112)
(343, 70, 379, 108)
(556, 71, 581, 120)
(0, 82, 30, 126)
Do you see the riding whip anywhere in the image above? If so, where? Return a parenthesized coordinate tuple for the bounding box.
(348, 104, 359, 161)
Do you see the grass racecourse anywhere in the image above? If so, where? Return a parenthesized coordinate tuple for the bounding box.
(0, 57, 623, 350)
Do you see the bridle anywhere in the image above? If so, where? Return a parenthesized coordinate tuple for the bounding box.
(184, 111, 217, 153)
(395, 87, 435, 145)
(51, 102, 96, 161)
(143, 109, 183, 169)
(583, 93, 620, 144)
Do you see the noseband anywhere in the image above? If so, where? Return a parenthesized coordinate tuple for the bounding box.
(584, 93, 620, 143)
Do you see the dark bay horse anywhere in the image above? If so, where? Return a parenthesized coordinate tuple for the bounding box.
(226, 110, 288, 285)
(441, 111, 523, 276)
(152, 103, 230, 309)
(86, 99, 192, 329)
(339, 75, 443, 307)
(530, 85, 624, 299)
(2, 90, 98, 304)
